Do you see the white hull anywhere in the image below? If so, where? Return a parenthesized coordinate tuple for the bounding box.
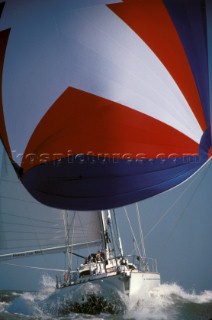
(128, 271, 160, 299)
(89, 270, 161, 301)
(53, 255, 161, 311)
(55, 270, 160, 304)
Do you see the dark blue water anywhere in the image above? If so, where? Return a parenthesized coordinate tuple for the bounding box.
(1, 275, 212, 320)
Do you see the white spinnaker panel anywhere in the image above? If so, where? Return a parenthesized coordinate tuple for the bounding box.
(1, 0, 202, 165)
(0, 147, 102, 253)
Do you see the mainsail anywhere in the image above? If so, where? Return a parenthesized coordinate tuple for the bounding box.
(0, 149, 102, 261)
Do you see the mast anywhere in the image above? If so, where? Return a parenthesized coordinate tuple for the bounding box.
(62, 210, 72, 269)
(107, 210, 117, 258)
(100, 210, 110, 260)
(113, 209, 123, 257)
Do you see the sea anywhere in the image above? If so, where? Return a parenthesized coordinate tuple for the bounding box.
(0, 275, 212, 320)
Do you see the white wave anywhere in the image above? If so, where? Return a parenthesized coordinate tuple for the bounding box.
(124, 283, 212, 320)
(4, 275, 56, 318)
(3, 281, 212, 319)
(0, 301, 8, 313)
(149, 282, 212, 304)
(40, 279, 126, 316)
(36, 274, 57, 300)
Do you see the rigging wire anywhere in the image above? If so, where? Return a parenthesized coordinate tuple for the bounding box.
(160, 158, 212, 250)
(135, 203, 146, 258)
(144, 158, 212, 240)
(124, 206, 142, 257)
